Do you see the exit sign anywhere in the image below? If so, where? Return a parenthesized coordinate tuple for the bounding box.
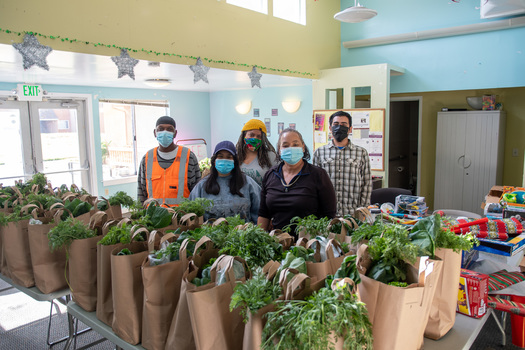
(17, 84, 43, 101)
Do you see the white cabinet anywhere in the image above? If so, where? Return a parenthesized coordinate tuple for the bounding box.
(434, 111, 506, 215)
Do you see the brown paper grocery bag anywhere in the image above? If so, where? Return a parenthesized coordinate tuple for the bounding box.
(178, 213, 203, 232)
(424, 248, 462, 340)
(164, 237, 219, 350)
(269, 229, 294, 251)
(304, 239, 345, 283)
(141, 237, 189, 350)
(358, 257, 443, 350)
(111, 241, 148, 345)
(96, 218, 135, 325)
(28, 217, 67, 294)
(0, 225, 11, 278)
(96, 242, 120, 326)
(242, 303, 275, 350)
(186, 255, 250, 350)
(164, 262, 200, 350)
(69, 235, 102, 311)
(2, 219, 34, 287)
(98, 196, 122, 220)
(327, 217, 359, 250)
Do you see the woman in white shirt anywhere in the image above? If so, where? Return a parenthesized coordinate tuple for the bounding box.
(235, 119, 278, 187)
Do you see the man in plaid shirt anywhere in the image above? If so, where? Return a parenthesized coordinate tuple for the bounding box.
(312, 111, 372, 216)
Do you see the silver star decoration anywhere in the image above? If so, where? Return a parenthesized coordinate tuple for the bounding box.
(111, 49, 139, 80)
(189, 57, 210, 84)
(248, 66, 262, 88)
(12, 34, 53, 70)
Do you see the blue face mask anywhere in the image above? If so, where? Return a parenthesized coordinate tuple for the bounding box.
(280, 147, 304, 165)
(215, 159, 235, 175)
(156, 130, 174, 148)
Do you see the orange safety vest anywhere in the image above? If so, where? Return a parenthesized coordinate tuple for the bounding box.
(145, 146, 191, 206)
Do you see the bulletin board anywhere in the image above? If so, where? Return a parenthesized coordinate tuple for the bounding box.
(313, 109, 385, 171)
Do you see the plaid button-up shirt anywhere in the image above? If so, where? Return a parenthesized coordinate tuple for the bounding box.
(312, 141, 372, 217)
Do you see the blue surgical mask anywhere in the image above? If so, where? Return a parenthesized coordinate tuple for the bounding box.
(280, 147, 304, 165)
(156, 130, 174, 148)
(215, 159, 235, 174)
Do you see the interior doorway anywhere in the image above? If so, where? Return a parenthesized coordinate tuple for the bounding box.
(389, 98, 421, 195)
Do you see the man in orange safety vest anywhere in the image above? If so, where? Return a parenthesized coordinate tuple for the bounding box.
(137, 116, 201, 206)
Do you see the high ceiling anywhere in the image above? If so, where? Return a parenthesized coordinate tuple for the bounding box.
(0, 43, 312, 93)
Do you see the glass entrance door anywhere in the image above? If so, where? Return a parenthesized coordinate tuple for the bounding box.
(0, 99, 91, 192)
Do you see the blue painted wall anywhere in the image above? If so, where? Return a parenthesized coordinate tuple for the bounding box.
(0, 82, 210, 198)
(0, 82, 314, 198)
(209, 85, 313, 156)
(339, 0, 525, 92)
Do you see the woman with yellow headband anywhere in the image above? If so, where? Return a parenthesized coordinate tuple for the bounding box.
(235, 119, 277, 186)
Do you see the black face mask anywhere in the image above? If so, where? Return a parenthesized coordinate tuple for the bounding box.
(332, 125, 349, 142)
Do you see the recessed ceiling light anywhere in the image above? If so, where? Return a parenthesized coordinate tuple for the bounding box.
(144, 78, 172, 87)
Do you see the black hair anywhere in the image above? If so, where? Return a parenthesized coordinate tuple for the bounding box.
(236, 130, 277, 168)
(329, 111, 352, 127)
(204, 152, 246, 197)
(276, 128, 311, 162)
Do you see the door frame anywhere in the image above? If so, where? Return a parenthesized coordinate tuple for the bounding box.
(0, 90, 97, 195)
(390, 96, 422, 195)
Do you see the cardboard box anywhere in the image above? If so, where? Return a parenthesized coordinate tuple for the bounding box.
(481, 185, 504, 210)
(457, 269, 488, 318)
(474, 233, 525, 257)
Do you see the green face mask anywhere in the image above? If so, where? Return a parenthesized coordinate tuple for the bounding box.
(244, 137, 262, 151)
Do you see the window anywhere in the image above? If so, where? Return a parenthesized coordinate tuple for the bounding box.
(273, 0, 306, 25)
(99, 100, 169, 182)
(0, 98, 91, 191)
(227, 0, 268, 14)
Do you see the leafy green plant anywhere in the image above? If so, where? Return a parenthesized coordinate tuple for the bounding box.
(219, 223, 282, 269)
(408, 213, 478, 258)
(97, 191, 135, 210)
(60, 198, 93, 220)
(283, 215, 331, 238)
(98, 223, 144, 245)
(27, 193, 63, 209)
(175, 198, 213, 217)
(117, 248, 133, 255)
(325, 255, 361, 288)
(351, 219, 385, 244)
(0, 205, 32, 226)
(329, 215, 363, 236)
(47, 217, 96, 252)
(366, 223, 418, 284)
(147, 203, 174, 228)
(261, 285, 373, 350)
(230, 267, 282, 323)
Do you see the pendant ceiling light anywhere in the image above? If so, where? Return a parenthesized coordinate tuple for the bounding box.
(334, 0, 377, 23)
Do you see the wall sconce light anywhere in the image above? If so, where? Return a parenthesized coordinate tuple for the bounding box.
(235, 101, 252, 115)
(282, 100, 301, 113)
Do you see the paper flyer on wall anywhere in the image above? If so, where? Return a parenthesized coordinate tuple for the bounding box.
(351, 111, 370, 129)
(314, 131, 326, 143)
(314, 113, 325, 131)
